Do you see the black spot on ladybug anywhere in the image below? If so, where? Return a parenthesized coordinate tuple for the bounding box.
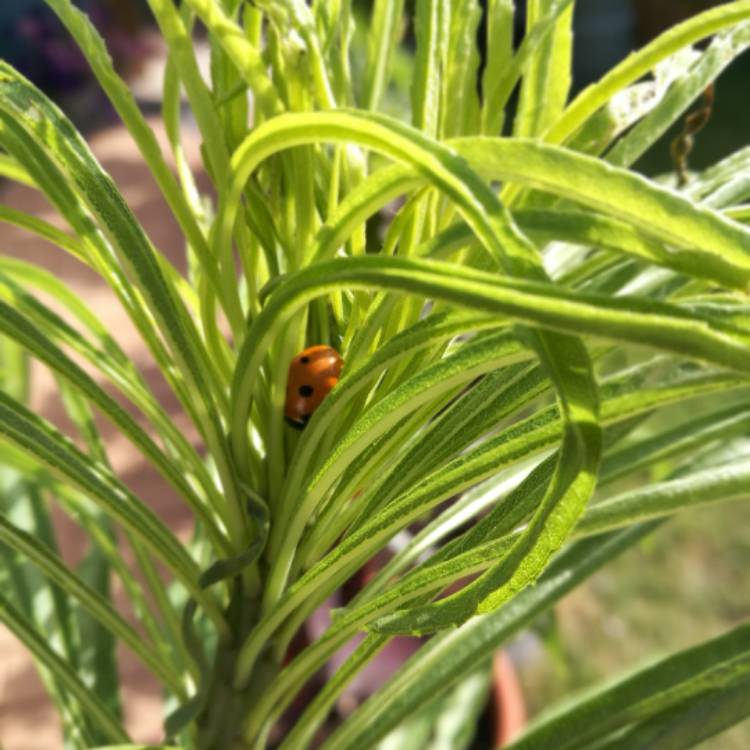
(299, 384, 314, 397)
(300, 356, 310, 364)
(301, 414, 311, 424)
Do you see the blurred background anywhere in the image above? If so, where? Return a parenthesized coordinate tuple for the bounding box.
(0, 1, 749, 748)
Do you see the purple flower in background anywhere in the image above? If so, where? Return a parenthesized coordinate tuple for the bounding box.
(14, 7, 89, 89)
(5, 1, 152, 96)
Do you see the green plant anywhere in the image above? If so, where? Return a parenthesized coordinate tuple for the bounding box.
(2, 1, 750, 748)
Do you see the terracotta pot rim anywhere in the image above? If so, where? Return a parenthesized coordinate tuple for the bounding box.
(492, 650, 528, 748)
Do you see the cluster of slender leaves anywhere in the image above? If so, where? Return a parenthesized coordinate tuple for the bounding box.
(1, 0, 750, 748)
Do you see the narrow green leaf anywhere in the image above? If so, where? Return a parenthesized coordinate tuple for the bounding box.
(282, 526, 660, 749)
(482, 0, 576, 137)
(606, 22, 750, 169)
(504, 622, 750, 750)
(582, 676, 750, 750)
(454, 137, 750, 285)
(601, 403, 750, 482)
(690, 145, 750, 201)
(161, 9, 204, 219)
(0, 515, 182, 693)
(0, 261, 220, 510)
(0, 324, 29, 402)
(353, 457, 551, 607)
(365, 0, 406, 111)
(279, 310, 505, 532)
(412, 0, 448, 136)
(442, 0, 482, 138)
(514, 0, 573, 137)
(311, 132, 750, 290)
(270, 330, 525, 587)
(0, 152, 34, 186)
(480, 0, 514, 134)
(209, 1, 249, 152)
(74, 530, 122, 722)
(0, 203, 86, 261)
(547, 1, 750, 145)
(576, 460, 750, 538)
(235, 359, 740, 689)
(56, 381, 122, 720)
(182, 0, 282, 117)
(361, 457, 749, 638)
(0, 62, 246, 544)
(0, 591, 129, 744)
(421, 666, 492, 749)
(233, 259, 750, 451)
(223, 112, 609, 500)
(277, 634, 388, 750)
(0, 299, 221, 539)
(309, 362, 543, 551)
(0, 391, 228, 636)
(0, 301, 219, 526)
(43, 0, 223, 300)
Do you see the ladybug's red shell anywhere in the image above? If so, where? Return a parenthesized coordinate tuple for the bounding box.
(285, 345, 343, 429)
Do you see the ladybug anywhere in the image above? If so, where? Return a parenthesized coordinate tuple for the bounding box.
(284, 345, 343, 429)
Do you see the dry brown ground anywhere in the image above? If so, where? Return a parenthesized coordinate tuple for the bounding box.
(0, 118, 206, 749)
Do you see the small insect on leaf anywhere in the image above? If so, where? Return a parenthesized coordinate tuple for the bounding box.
(284, 345, 343, 429)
